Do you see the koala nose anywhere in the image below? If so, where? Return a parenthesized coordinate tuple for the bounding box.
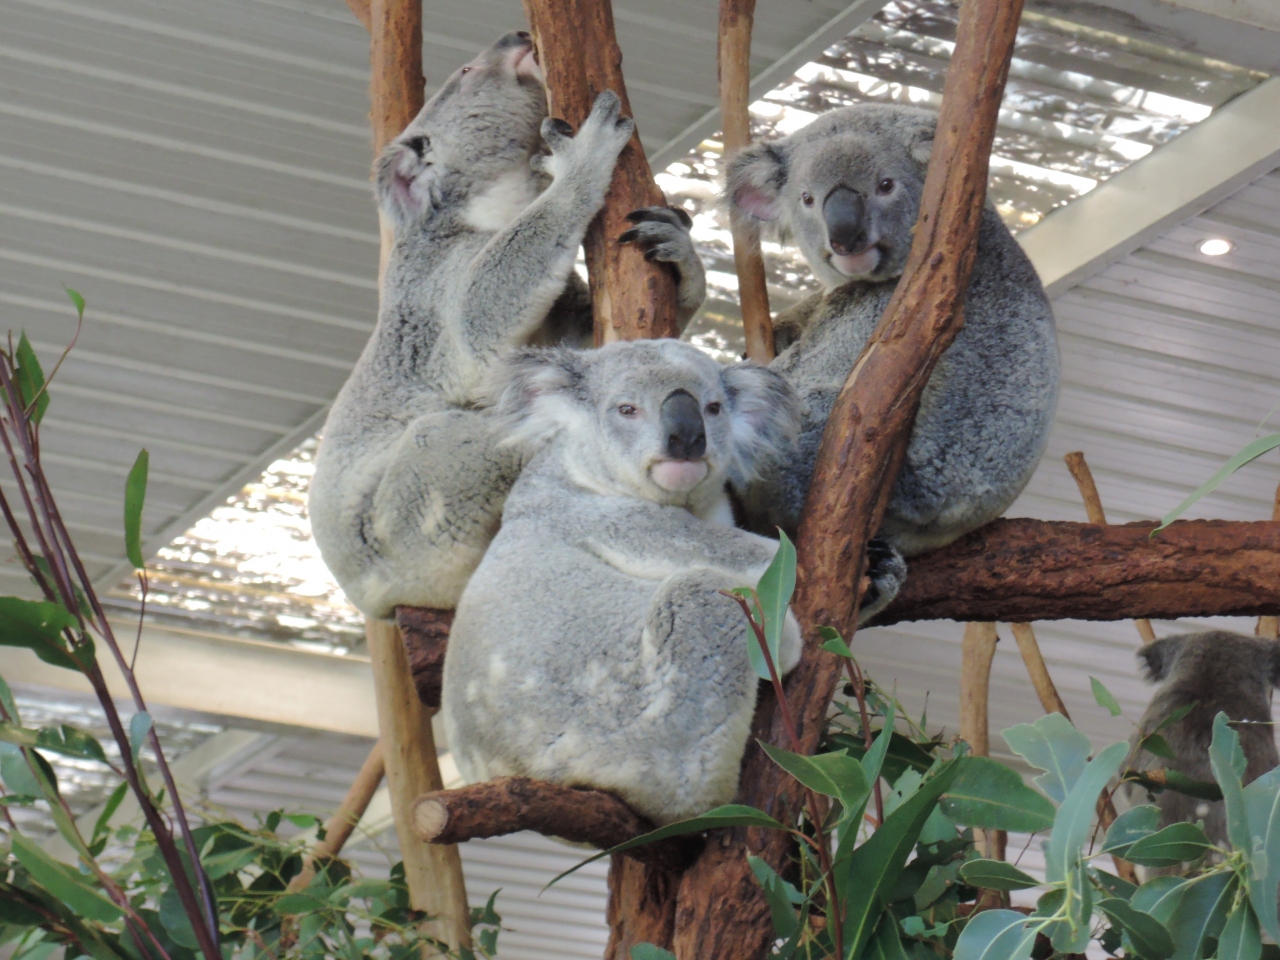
(823, 186, 869, 256)
(661, 389, 706, 460)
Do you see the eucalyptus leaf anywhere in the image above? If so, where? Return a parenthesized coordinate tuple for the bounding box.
(1242, 762, 1280, 939)
(951, 909, 1038, 960)
(0, 673, 18, 722)
(1210, 712, 1253, 857)
(0, 597, 81, 671)
(64, 287, 85, 320)
(1156, 433, 1280, 532)
(867, 912, 911, 960)
(1141, 733, 1176, 761)
(1097, 897, 1174, 960)
(1093, 868, 1138, 901)
(10, 833, 122, 923)
(1044, 740, 1129, 882)
(957, 859, 1039, 891)
(1090, 677, 1123, 716)
(1123, 821, 1212, 868)
(1129, 875, 1188, 926)
(1001, 712, 1091, 804)
(1218, 902, 1263, 960)
(1051, 864, 1093, 954)
(15, 333, 48, 424)
(1103, 804, 1161, 856)
(630, 946, 677, 960)
(819, 626, 853, 659)
(1164, 870, 1232, 960)
(760, 742, 868, 806)
(128, 711, 152, 761)
(748, 855, 800, 939)
(940, 756, 1055, 832)
(91, 782, 128, 848)
(860, 701, 897, 787)
(124, 449, 149, 571)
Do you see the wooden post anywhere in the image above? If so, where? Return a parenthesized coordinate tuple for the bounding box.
(718, 0, 774, 362)
(1259, 479, 1280, 639)
(363, 1, 469, 950)
(1010, 623, 1069, 720)
(522, 0, 681, 343)
(960, 622, 1005, 861)
(1064, 451, 1157, 644)
(288, 741, 385, 892)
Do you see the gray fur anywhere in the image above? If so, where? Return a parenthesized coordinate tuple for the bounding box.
(724, 104, 1059, 615)
(443, 339, 803, 824)
(1122, 631, 1280, 848)
(310, 33, 705, 617)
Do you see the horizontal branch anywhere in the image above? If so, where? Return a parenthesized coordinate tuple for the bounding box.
(877, 518, 1280, 625)
(412, 777, 698, 871)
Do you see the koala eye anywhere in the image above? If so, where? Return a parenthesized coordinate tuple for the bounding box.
(801, 192, 814, 207)
(617, 403, 638, 417)
(876, 178, 895, 195)
(705, 401, 722, 416)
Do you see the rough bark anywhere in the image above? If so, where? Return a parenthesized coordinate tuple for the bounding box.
(670, 0, 1027, 952)
(719, 0, 774, 361)
(369, 0, 422, 154)
(877, 518, 1280, 625)
(521, 0, 680, 342)
(396, 605, 453, 709)
(1258, 478, 1280, 639)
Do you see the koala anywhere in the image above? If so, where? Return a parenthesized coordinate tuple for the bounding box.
(310, 32, 706, 617)
(442, 339, 804, 825)
(725, 104, 1059, 616)
(1122, 631, 1280, 848)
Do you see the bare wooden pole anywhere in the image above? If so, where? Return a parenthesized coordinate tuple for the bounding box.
(345, 0, 371, 30)
(1064, 451, 1158, 644)
(672, 0, 1027, 951)
(718, 0, 774, 362)
(288, 741, 385, 892)
(522, 0, 681, 343)
(1258, 479, 1280, 639)
(960, 622, 1005, 861)
(1009, 623, 1070, 719)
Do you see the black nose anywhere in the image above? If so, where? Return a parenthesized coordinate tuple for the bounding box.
(823, 185, 868, 256)
(661, 389, 706, 460)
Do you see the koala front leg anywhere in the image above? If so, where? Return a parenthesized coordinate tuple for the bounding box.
(453, 91, 634, 366)
(619, 207, 706, 331)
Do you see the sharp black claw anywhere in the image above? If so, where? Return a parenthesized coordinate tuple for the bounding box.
(547, 117, 574, 138)
(618, 228, 639, 244)
(670, 206, 693, 228)
(643, 249, 659, 262)
(625, 209, 652, 223)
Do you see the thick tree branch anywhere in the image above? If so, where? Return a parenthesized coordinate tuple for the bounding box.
(396, 605, 452, 709)
(412, 777, 698, 872)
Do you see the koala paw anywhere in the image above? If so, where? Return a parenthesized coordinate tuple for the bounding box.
(619, 207, 707, 323)
(777, 608, 803, 675)
(539, 91, 634, 193)
(856, 537, 907, 625)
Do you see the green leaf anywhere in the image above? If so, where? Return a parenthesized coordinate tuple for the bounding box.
(1123, 821, 1213, 867)
(951, 909, 1038, 960)
(1129, 875, 1188, 927)
(1097, 897, 1175, 960)
(1165, 871, 1232, 960)
(128, 711, 152, 760)
(1153, 702, 1196, 735)
(1103, 803, 1161, 856)
(124, 449, 149, 570)
(860, 702, 897, 788)
(15, 333, 48, 424)
(1155, 433, 1280, 532)
(630, 946, 677, 960)
(940, 756, 1055, 833)
(91, 782, 128, 847)
(547, 804, 785, 887)
(0, 597, 81, 670)
(35, 724, 108, 764)
(819, 627, 853, 659)
(867, 912, 911, 960)
(830, 729, 937, 783)
(761, 742, 869, 807)
(1001, 712, 1091, 804)
(158, 882, 199, 948)
(201, 845, 259, 880)
(0, 673, 18, 723)
(1242, 763, 1280, 939)
(1044, 741, 1129, 882)
(0, 743, 42, 797)
(1218, 902, 1263, 960)
(64, 287, 85, 320)
(1141, 733, 1176, 761)
(840, 760, 961, 959)
(1210, 712, 1252, 855)
(748, 855, 800, 939)
(1090, 676, 1123, 716)
(10, 833, 122, 923)
(1093, 868, 1137, 901)
(957, 859, 1040, 891)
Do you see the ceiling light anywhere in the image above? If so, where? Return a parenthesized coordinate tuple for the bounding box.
(1197, 237, 1234, 257)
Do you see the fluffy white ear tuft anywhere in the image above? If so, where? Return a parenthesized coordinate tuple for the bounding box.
(375, 132, 443, 233)
(723, 142, 789, 225)
(721, 361, 801, 486)
(486, 347, 590, 452)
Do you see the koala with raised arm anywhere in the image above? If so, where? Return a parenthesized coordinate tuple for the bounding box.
(725, 104, 1059, 616)
(1121, 631, 1280, 848)
(310, 32, 706, 617)
(443, 339, 802, 825)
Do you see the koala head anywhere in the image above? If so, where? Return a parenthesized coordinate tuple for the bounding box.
(725, 104, 935, 290)
(376, 31, 547, 234)
(491, 339, 800, 510)
(1139, 630, 1280, 705)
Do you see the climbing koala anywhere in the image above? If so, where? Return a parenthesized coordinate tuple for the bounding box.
(1121, 631, 1280, 848)
(724, 104, 1059, 615)
(310, 32, 706, 617)
(443, 338, 803, 825)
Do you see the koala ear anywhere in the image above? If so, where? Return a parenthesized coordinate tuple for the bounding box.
(1137, 635, 1183, 683)
(487, 347, 590, 450)
(375, 129, 444, 232)
(903, 113, 936, 173)
(724, 142, 789, 224)
(721, 361, 801, 484)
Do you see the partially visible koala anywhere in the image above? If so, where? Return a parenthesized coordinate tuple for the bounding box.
(725, 104, 1059, 615)
(310, 32, 705, 617)
(443, 339, 803, 825)
(1121, 631, 1280, 848)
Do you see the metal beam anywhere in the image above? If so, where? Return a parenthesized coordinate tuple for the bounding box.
(1018, 77, 1280, 300)
(649, 0, 886, 169)
(0, 621, 380, 738)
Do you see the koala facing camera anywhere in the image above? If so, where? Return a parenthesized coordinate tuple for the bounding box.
(443, 339, 803, 825)
(310, 33, 706, 617)
(725, 104, 1059, 618)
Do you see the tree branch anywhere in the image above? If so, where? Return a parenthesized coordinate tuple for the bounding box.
(412, 777, 699, 872)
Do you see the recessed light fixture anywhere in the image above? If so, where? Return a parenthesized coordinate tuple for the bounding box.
(1197, 237, 1234, 257)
